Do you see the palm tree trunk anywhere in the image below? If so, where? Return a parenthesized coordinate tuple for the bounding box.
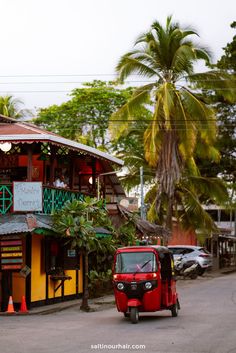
(155, 131, 182, 242)
(80, 251, 90, 311)
(164, 196, 174, 245)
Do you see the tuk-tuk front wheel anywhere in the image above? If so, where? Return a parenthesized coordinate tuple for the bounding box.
(130, 307, 139, 324)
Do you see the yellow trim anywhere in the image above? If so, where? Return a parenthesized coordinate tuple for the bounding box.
(79, 256, 83, 293)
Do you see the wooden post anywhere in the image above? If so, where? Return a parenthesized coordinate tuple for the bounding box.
(27, 145, 33, 181)
(70, 153, 76, 190)
(49, 146, 57, 186)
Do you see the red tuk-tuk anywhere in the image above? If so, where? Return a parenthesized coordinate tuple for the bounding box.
(113, 246, 180, 323)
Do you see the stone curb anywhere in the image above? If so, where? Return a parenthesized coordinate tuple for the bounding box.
(0, 295, 115, 316)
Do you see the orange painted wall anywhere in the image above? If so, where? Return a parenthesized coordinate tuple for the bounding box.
(12, 273, 26, 302)
(169, 224, 197, 245)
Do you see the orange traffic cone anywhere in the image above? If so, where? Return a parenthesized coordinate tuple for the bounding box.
(6, 296, 15, 314)
(19, 296, 28, 314)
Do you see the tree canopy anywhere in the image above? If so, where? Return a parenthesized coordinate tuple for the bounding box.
(35, 80, 133, 151)
(194, 21, 236, 205)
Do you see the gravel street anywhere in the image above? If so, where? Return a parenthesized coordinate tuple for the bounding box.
(0, 273, 236, 353)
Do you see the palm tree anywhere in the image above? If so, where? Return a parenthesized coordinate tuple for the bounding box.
(0, 95, 31, 119)
(109, 16, 234, 232)
(54, 197, 115, 311)
(146, 174, 229, 241)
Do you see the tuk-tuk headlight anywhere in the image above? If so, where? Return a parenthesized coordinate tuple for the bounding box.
(144, 282, 152, 290)
(117, 282, 124, 291)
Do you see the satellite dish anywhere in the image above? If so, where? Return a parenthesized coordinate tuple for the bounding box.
(119, 199, 129, 208)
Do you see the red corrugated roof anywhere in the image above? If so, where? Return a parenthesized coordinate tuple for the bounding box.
(0, 114, 124, 168)
(0, 123, 41, 135)
(0, 114, 59, 137)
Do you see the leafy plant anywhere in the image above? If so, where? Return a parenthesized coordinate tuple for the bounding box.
(53, 197, 116, 310)
(88, 269, 113, 298)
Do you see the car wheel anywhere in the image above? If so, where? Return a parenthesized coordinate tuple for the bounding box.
(197, 266, 205, 276)
(130, 307, 139, 324)
(190, 272, 198, 279)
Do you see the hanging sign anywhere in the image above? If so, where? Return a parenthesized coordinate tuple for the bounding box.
(20, 265, 31, 278)
(0, 236, 23, 271)
(13, 182, 43, 212)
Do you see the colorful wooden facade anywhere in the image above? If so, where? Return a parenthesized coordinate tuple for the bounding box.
(0, 114, 124, 311)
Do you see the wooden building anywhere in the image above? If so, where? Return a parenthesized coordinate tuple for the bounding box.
(0, 114, 125, 311)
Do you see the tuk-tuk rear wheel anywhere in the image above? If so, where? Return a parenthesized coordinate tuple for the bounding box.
(130, 307, 139, 324)
(123, 312, 130, 318)
(171, 302, 179, 317)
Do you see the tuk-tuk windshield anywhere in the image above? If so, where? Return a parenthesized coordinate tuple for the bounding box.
(115, 252, 157, 273)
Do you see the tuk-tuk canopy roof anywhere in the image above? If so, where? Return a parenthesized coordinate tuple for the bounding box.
(116, 245, 172, 255)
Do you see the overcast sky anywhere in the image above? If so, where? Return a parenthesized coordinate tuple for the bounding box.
(0, 0, 235, 115)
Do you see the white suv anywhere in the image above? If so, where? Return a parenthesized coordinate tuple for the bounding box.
(168, 245, 212, 275)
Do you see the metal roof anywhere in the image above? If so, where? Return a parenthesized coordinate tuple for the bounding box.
(0, 214, 53, 235)
(0, 133, 124, 166)
(117, 205, 170, 238)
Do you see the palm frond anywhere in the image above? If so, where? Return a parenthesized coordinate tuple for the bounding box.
(186, 176, 228, 205)
(178, 185, 218, 234)
(195, 141, 221, 162)
(116, 52, 159, 82)
(189, 71, 236, 103)
(171, 44, 195, 75)
(181, 87, 216, 142)
(144, 97, 163, 167)
(109, 83, 154, 139)
(185, 157, 200, 176)
(174, 90, 197, 159)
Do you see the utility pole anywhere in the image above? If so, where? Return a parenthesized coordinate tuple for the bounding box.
(140, 166, 145, 220)
(234, 209, 236, 237)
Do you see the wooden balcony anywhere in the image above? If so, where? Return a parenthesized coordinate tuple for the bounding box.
(0, 183, 84, 215)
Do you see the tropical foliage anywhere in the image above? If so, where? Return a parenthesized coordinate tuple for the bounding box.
(53, 196, 116, 310)
(109, 16, 235, 231)
(0, 95, 31, 119)
(202, 21, 236, 203)
(145, 174, 229, 239)
(117, 219, 137, 246)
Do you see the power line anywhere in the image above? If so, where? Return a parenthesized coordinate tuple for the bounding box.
(32, 118, 235, 125)
(0, 79, 236, 84)
(0, 74, 118, 78)
(0, 87, 236, 93)
(0, 72, 235, 80)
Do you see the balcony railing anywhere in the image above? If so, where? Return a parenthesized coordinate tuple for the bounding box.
(0, 184, 83, 215)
